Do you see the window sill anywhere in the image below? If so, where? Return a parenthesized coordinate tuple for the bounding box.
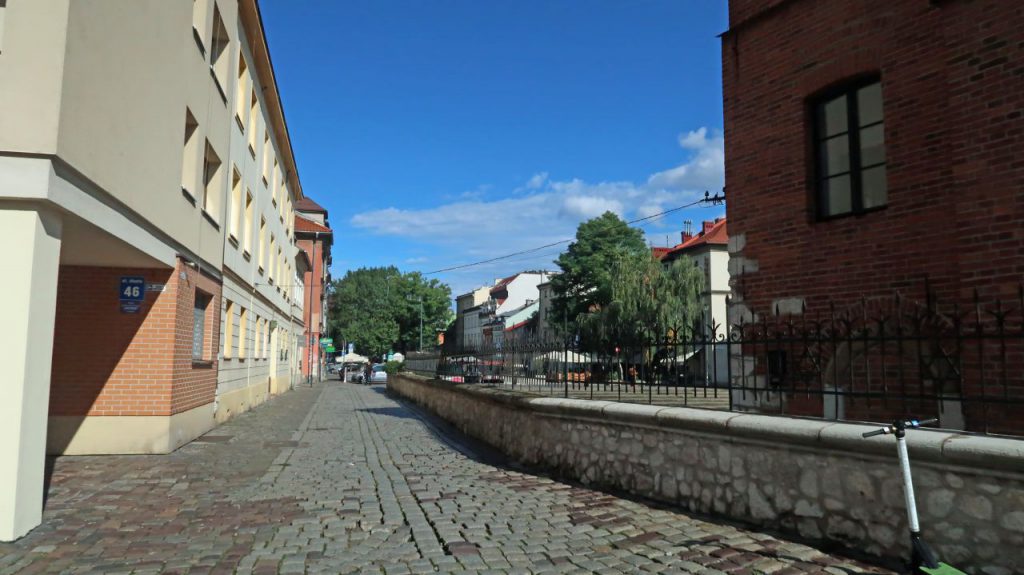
(228, 234, 239, 248)
(816, 204, 887, 222)
(248, 144, 256, 159)
(258, 266, 264, 275)
(192, 359, 214, 369)
(201, 209, 220, 230)
(182, 187, 197, 206)
(243, 250, 251, 261)
(262, 176, 269, 188)
(235, 115, 245, 133)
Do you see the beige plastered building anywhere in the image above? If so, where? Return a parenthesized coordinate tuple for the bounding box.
(0, 0, 308, 541)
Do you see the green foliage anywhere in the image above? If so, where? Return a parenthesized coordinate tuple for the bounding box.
(327, 267, 453, 357)
(577, 251, 704, 351)
(550, 212, 647, 332)
(383, 360, 405, 375)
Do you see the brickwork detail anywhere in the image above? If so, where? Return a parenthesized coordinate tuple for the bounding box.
(50, 260, 220, 417)
(722, 0, 1024, 312)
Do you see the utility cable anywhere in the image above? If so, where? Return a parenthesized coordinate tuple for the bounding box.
(423, 192, 723, 275)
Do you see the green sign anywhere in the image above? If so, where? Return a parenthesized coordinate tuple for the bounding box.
(319, 337, 333, 345)
(325, 345, 336, 353)
(387, 351, 394, 361)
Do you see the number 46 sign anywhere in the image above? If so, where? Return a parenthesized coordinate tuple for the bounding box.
(120, 276, 145, 313)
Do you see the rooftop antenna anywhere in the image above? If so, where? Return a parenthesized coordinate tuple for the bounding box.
(683, 220, 692, 236)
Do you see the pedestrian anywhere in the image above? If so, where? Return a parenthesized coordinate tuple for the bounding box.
(363, 362, 372, 385)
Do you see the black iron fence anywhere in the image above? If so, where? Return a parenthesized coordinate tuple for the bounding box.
(405, 288, 1024, 436)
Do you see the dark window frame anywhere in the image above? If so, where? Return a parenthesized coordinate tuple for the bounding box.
(193, 291, 212, 361)
(810, 76, 887, 221)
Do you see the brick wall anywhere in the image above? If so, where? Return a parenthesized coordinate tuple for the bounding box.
(723, 0, 1024, 312)
(722, 0, 1024, 429)
(50, 259, 220, 417)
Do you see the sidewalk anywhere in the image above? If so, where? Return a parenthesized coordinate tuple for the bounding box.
(0, 382, 895, 574)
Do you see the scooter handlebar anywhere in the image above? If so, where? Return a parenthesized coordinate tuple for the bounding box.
(862, 428, 889, 438)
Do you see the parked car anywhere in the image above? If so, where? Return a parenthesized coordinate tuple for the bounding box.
(369, 363, 388, 384)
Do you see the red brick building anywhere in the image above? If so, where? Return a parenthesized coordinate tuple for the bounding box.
(295, 197, 333, 382)
(722, 0, 1023, 432)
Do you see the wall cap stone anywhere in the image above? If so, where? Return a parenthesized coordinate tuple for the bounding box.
(394, 374, 1024, 474)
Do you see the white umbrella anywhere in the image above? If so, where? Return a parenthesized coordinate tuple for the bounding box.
(340, 352, 369, 363)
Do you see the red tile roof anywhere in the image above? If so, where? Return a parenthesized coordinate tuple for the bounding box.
(661, 218, 728, 259)
(651, 247, 672, 260)
(294, 215, 332, 234)
(295, 196, 327, 213)
(490, 273, 518, 294)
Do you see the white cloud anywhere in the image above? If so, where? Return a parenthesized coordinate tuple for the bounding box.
(560, 195, 624, 220)
(635, 203, 667, 225)
(350, 126, 725, 289)
(647, 128, 724, 192)
(526, 172, 548, 189)
(404, 256, 428, 264)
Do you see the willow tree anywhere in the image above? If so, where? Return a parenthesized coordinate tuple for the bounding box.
(578, 251, 704, 352)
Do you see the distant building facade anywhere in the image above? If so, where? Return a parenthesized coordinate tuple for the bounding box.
(454, 285, 491, 349)
(295, 197, 332, 383)
(458, 271, 553, 349)
(659, 218, 730, 384)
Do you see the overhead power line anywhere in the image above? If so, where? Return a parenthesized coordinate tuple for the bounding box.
(424, 191, 724, 275)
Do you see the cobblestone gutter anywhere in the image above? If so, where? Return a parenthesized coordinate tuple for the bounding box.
(390, 374, 1024, 575)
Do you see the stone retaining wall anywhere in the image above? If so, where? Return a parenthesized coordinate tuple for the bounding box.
(390, 374, 1024, 575)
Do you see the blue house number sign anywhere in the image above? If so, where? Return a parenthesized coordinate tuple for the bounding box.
(120, 276, 145, 313)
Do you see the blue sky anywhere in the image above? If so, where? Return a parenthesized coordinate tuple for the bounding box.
(260, 1, 728, 296)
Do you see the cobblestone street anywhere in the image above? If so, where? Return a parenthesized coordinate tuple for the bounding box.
(1, 383, 894, 574)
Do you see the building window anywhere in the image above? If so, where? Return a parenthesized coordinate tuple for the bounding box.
(269, 235, 277, 283)
(224, 299, 235, 358)
(238, 306, 248, 359)
(266, 317, 274, 358)
(229, 168, 241, 242)
(243, 190, 253, 255)
(192, 0, 208, 54)
(193, 292, 211, 361)
(201, 141, 222, 220)
(235, 53, 249, 129)
(259, 217, 266, 273)
(813, 79, 886, 218)
(272, 159, 279, 205)
(209, 5, 230, 101)
(181, 109, 200, 201)
(262, 131, 271, 185)
(0, 1, 8, 53)
(248, 91, 259, 154)
(255, 316, 262, 359)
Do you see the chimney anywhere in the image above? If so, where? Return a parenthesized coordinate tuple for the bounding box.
(702, 220, 715, 234)
(681, 219, 693, 243)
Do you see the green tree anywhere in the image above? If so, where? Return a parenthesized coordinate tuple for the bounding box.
(550, 212, 647, 334)
(578, 250, 704, 352)
(327, 267, 453, 357)
(391, 271, 454, 352)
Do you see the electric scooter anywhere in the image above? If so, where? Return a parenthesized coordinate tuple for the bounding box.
(861, 418, 966, 575)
